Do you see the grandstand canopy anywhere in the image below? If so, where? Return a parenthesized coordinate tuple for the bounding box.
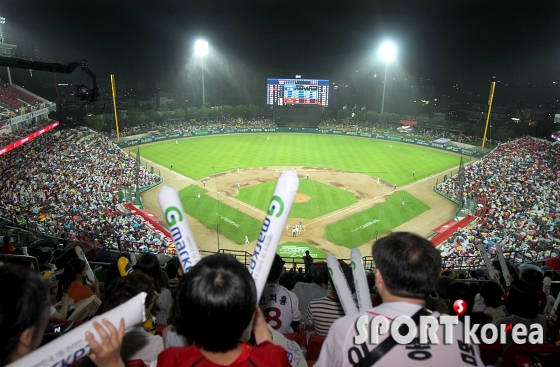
(399, 120, 417, 126)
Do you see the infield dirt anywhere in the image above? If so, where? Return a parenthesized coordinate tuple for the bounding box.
(139, 153, 459, 260)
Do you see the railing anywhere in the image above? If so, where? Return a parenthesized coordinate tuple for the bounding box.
(441, 250, 529, 271)
(213, 249, 375, 270)
(0, 254, 40, 270)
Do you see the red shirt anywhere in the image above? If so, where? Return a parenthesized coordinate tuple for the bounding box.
(0, 243, 14, 254)
(157, 341, 291, 367)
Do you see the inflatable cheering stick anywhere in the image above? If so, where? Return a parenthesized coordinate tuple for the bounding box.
(75, 245, 95, 283)
(351, 248, 372, 311)
(158, 185, 202, 274)
(118, 256, 133, 277)
(476, 242, 498, 281)
(9, 293, 147, 367)
(248, 170, 299, 300)
(494, 242, 511, 286)
(327, 254, 359, 315)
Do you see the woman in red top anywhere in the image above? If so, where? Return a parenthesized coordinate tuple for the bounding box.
(58, 258, 100, 303)
(157, 254, 291, 367)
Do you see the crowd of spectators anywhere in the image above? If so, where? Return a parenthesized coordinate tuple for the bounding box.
(0, 119, 53, 148)
(436, 137, 560, 269)
(1, 179, 560, 366)
(0, 127, 163, 250)
(110, 118, 276, 139)
(2, 121, 560, 365)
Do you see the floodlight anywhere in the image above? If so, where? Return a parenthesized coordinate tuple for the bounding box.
(379, 42, 396, 61)
(378, 41, 397, 113)
(195, 40, 208, 56)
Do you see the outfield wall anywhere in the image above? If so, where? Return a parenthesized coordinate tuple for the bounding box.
(116, 127, 485, 158)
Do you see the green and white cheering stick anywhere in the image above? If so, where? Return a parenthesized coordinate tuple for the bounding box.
(327, 254, 359, 315)
(75, 245, 95, 283)
(9, 293, 147, 367)
(242, 171, 298, 341)
(476, 242, 498, 281)
(249, 170, 299, 301)
(351, 248, 372, 311)
(158, 185, 202, 273)
(494, 242, 512, 286)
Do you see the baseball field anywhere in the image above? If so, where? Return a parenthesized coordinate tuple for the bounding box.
(137, 133, 465, 260)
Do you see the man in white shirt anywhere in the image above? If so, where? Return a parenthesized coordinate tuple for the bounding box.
(316, 232, 484, 367)
(259, 254, 302, 334)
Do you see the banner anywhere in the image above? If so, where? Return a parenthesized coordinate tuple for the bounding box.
(0, 121, 59, 157)
(123, 203, 173, 244)
(116, 127, 484, 157)
(32, 107, 50, 117)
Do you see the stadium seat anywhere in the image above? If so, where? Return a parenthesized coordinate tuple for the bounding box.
(125, 360, 147, 367)
(306, 334, 326, 367)
(68, 295, 101, 322)
(283, 332, 299, 343)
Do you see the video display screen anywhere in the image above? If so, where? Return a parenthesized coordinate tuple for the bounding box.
(267, 78, 329, 106)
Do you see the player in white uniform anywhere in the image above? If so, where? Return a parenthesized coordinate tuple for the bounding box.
(316, 232, 484, 367)
(259, 254, 302, 334)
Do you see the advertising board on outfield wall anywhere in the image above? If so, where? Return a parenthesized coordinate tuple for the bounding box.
(117, 128, 484, 158)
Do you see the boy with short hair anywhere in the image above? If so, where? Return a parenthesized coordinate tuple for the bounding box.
(157, 254, 291, 367)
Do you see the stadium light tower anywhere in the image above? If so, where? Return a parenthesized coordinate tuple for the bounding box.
(0, 16, 13, 85)
(379, 41, 396, 114)
(195, 40, 209, 107)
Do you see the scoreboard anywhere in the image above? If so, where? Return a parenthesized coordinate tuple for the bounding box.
(267, 78, 329, 106)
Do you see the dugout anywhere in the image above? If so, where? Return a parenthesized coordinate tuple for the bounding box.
(273, 105, 322, 127)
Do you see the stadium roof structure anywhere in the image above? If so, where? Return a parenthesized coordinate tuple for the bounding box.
(0, 42, 16, 57)
(399, 119, 417, 126)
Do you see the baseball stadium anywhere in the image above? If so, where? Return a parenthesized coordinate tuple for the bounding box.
(2, 3, 560, 366)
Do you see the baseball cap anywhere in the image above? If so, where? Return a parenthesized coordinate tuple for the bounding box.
(3, 235, 13, 244)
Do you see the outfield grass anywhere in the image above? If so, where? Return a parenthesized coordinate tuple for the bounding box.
(324, 191, 430, 249)
(178, 185, 262, 244)
(139, 134, 465, 186)
(235, 179, 358, 219)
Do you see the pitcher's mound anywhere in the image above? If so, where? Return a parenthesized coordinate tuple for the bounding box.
(294, 193, 310, 203)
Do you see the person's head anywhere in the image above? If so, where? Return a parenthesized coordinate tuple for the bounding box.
(280, 272, 296, 290)
(175, 254, 256, 352)
(52, 249, 63, 260)
(434, 276, 454, 299)
(520, 269, 544, 291)
(480, 281, 504, 308)
(0, 264, 51, 365)
(313, 269, 328, 287)
(37, 251, 52, 265)
(103, 270, 156, 313)
(305, 250, 310, 256)
(447, 282, 475, 317)
(506, 280, 539, 319)
(57, 259, 86, 301)
(164, 263, 178, 280)
(3, 235, 12, 244)
(372, 232, 440, 300)
(134, 254, 166, 292)
(267, 254, 285, 283)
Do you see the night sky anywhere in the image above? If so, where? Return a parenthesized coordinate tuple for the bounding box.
(1, 0, 559, 91)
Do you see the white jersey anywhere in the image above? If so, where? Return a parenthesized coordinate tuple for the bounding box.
(259, 283, 302, 334)
(315, 302, 484, 367)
